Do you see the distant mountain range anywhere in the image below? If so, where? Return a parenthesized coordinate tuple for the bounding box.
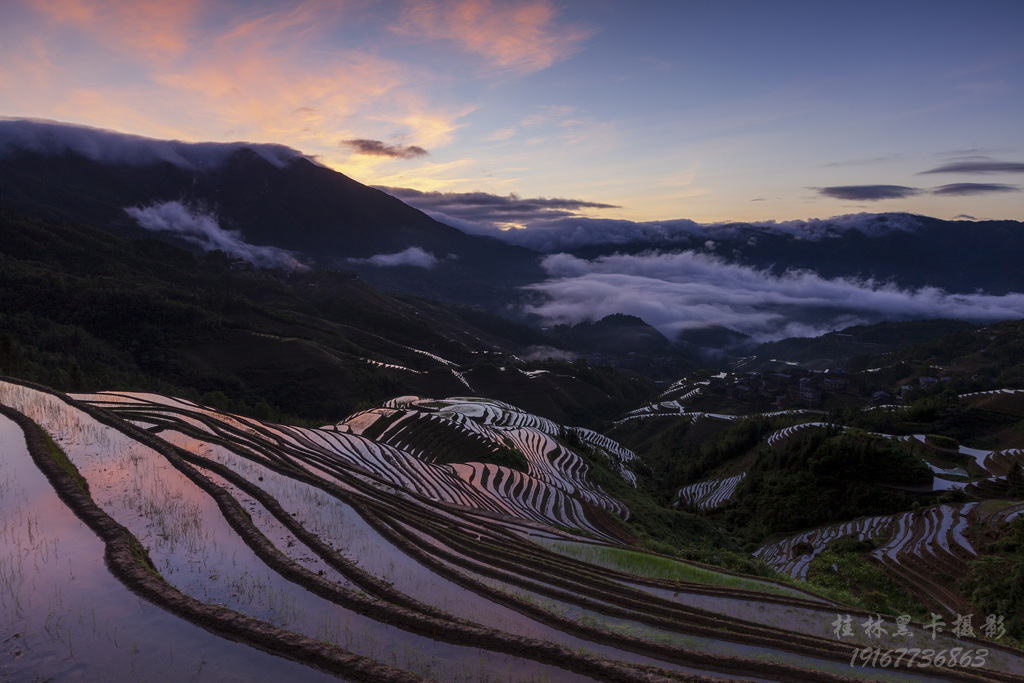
(3, 119, 1024, 339)
(580, 214, 1024, 295)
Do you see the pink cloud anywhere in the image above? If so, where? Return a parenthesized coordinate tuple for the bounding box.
(394, 0, 593, 74)
(5, 0, 458, 161)
(31, 0, 203, 61)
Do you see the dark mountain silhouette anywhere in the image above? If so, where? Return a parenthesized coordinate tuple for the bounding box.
(552, 314, 672, 357)
(0, 123, 542, 307)
(0, 207, 649, 425)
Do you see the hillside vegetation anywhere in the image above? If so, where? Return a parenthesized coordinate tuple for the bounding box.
(4, 193, 1024, 677)
(605, 320, 1024, 644)
(0, 209, 651, 426)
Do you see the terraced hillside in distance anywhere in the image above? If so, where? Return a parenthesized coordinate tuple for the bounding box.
(606, 325, 1024, 682)
(619, 387, 1023, 601)
(7, 376, 1024, 682)
(751, 416, 1024, 619)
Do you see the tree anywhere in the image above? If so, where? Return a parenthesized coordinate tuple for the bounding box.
(1008, 462, 1024, 498)
(0, 332, 23, 374)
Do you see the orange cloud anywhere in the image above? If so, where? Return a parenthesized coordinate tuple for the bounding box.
(155, 18, 414, 145)
(394, 0, 593, 74)
(5, 0, 467, 167)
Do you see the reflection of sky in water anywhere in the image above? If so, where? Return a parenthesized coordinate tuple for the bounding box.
(1, 385, 587, 681)
(7, 380, 1024, 681)
(0, 413, 338, 682)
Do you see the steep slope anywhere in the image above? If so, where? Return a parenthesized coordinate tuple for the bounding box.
(0, 120, 544, 306)
(0, 208, 637, 425)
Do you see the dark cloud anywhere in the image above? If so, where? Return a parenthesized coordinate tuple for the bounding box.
(816, 185, 923, 201)
(955, 214, 978, 220)
(920, 160, 1024, 174)
(341, 139, 428, 159)
(931, 183, 1020, 196)
(375, 186, 618, 228)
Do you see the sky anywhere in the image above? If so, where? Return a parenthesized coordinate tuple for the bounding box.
(1, 0, 1023, 227)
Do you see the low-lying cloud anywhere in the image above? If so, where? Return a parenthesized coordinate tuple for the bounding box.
(378, 181, 945, 252)
(342, 139, 429, 159)
(524, 251, 1024, 345)
(348, 247, 442, 268)
(125, 201, 307, 270)
(428, 212, 927, 253)
(0, 118, 308, 170)
(519, 345, 578, 362)
(816, 185, 923, 201)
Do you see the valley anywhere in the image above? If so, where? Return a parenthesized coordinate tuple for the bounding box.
(2, 122, 1024, 681)
(3, 349, 1024, 680)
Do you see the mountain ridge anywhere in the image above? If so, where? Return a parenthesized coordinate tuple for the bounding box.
(0, 120, 545, 308)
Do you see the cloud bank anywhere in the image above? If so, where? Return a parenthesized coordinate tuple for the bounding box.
(525, 251, 1024, 344)
(816, 180, 1022, 201)
(0, 118, 307, 170)
(379, 184, 945, 253)
(415, 210, 927, 253)
(348, 247, 442, 268)
(124, 201, 306, 270)
(0, 2, 476, 175)
(342, 139, 429, 159)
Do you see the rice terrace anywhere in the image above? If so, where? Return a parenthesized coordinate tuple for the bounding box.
(3, 367, 1024, 681)
(2, 7, 1024, 677)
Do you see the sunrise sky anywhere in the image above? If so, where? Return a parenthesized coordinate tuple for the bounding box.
(2, 0, 1022, 224)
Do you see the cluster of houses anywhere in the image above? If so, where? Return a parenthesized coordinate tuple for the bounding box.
(719, 368, 850, 408)
(713, 367, 956, 409)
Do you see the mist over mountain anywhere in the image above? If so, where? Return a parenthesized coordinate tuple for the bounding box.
(0, 117, 307, 169)
(5, 123, 1024, 681)
(524, 248, 1024, 346)
(379, 183, 1024, 344)
(4, 119, 1024, 349)
(0, 119, 543, 308)
(389, 187, 1024, 294)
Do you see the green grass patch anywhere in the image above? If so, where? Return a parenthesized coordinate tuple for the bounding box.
(553, 430, 735, 551)
(41, 431, 90, 495)
(806, 540, 928, 619)
(130, 537, 161, 577)
(485, 445, 529, 472)
(961, 517, 1024, 645)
